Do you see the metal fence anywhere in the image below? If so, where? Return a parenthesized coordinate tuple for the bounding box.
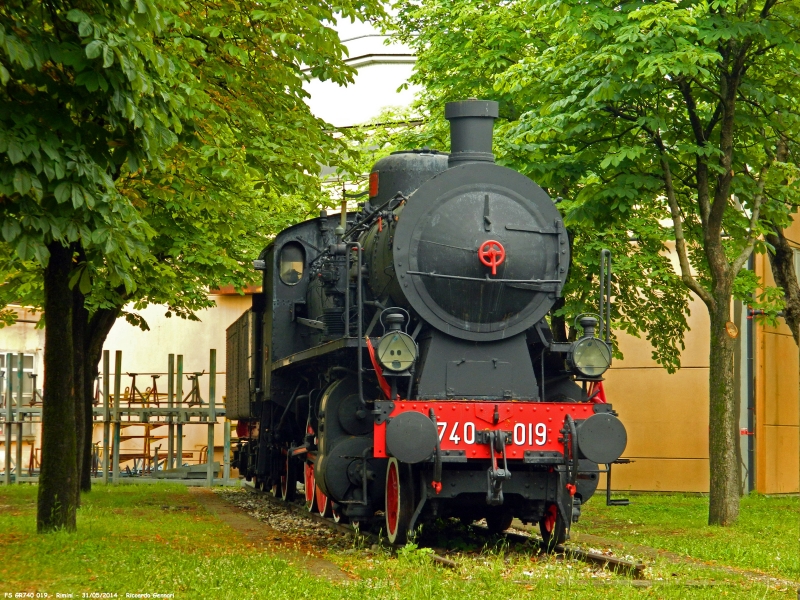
(0, 349, 233, 487)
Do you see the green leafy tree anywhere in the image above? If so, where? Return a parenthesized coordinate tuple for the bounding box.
(1, 0, 380, 530)
(394, 0, 800, 524)
(1, 0, 182, 531)
(392, 1, 691, 366)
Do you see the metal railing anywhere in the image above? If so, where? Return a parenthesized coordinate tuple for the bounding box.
(0, 350, 232, 487)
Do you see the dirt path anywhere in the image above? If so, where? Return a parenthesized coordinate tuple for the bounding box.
(189, 487, 349, 582)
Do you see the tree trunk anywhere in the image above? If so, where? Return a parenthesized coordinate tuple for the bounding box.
(81, 306, 122, 491)
(707, 293, 740, 525)
(72, 286, 87, 500)
(765, 226, 800, 346)
(38, 242, 78, 533)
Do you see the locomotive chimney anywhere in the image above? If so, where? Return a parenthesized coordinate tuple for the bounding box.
(445, 99, 499, 168)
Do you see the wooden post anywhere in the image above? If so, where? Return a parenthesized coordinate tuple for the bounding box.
(15, 353, 23, 483)
(4, 353, 12, 485)
(176, 355, 183, 469)
(167, 354, 174, 470)
(15, 422, 22, 483)
(112, 351, 122, 484)
(223, 419, 231, 483)
(207, 349, 216, 487)
(102, 351, 110, 484)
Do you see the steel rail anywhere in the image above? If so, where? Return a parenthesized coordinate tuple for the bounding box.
(493, 528, 644, 578)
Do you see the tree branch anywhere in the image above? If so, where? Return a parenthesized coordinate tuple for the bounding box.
(730, 182, 765, 274)
(703, 102, 724, 142)
(766, 224, 800, 345)
(678, 80, 713, 227)
(655, 135, 716, 309)
(731, 138, 784, 273)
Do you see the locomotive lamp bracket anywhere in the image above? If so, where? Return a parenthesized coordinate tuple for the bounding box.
(372, 401, 395, 424)
(533, 321, 572, 354)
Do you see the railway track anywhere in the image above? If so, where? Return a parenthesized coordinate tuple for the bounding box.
(240, 482, 644, 577)
(503, 530, 644, 577)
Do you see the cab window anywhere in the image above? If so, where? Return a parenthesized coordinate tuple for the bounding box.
(279, 242, 305, 285)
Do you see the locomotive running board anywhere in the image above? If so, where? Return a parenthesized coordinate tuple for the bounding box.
(271, 337, 360, 371)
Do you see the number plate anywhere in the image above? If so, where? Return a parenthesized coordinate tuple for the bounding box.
(373, 401, 597, 460)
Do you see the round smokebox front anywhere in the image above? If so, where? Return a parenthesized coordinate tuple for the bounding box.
(393, 162, 569, 341)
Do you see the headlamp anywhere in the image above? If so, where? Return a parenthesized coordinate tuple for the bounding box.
(568, 336, 612, 378)
(376, 331, 418, 372)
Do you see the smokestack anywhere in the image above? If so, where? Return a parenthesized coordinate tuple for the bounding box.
(444, 99, 499, 168)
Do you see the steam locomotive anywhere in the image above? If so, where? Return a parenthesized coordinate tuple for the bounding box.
(226, 99, 627, 546)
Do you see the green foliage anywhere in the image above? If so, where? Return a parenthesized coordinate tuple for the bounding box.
(0, 307, 16, 327)
(396, 542, 436, 566)
(0, 0, 171, 286)
(490, 0, 800, 301)
(392, 0, 800, 370)
(733, 269, 785, 327)
(0, 0, 383, 327)
(390, 1, 690, 369)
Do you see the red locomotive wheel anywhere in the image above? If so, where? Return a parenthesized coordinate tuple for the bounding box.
(539, 502, 567, 550)
(331, 504, 344, 523)
(304, 462, 317, 512)
(316, 484, 332, 518)
(281, 454, 296, 502)
(385, 457, 414, 545)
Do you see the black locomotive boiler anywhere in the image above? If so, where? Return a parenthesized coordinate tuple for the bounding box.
(226, 99, 627, 545)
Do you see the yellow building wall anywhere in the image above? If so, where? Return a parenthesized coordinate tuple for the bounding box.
(754, 224, 800, 493)
(604, 218, 800, 495)
(602, 294, 712, 492)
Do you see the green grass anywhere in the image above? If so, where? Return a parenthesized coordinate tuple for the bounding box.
(575, 492, 800, 580)
(0, 484, 794, 599)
